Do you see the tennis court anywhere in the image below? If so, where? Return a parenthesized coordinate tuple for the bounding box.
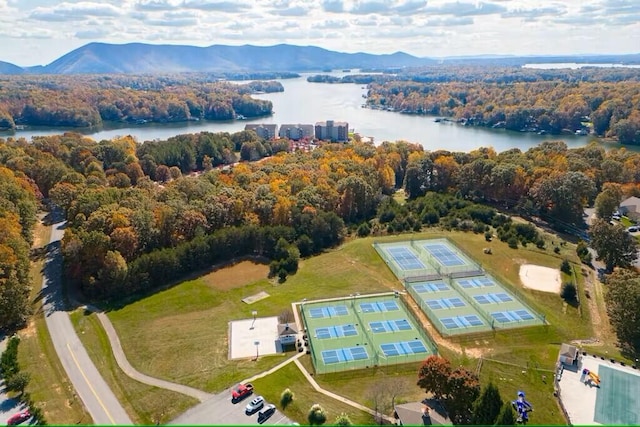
(380, 341, 429, 357)
(301, 294, 437, 374)
(422, 243, 466, 266)
(406, 280, 492, 335)
(373, 242, 439, 281)
(594, 365, 640, 425)
(451, 275, 545, 329)
(386, 246, 427, 271)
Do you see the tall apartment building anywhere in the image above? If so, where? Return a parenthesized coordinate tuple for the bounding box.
(314, 120, 349, 142)
(244, 124, 278, 140)
(278, 124, 314, 141)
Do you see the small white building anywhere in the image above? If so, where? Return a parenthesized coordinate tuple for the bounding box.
(558, 343, 579, 366)
(277, 323, 298, 346)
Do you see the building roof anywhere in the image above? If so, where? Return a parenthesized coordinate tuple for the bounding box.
(315, 120, 348, 126)
(559, 343, 578, 359)
(245, 124, 277, 130)
(277, 323, 298, 336)
(620, 196, 640, 211)
(395, 400, 451, 426)
(280, 123, 313, 129)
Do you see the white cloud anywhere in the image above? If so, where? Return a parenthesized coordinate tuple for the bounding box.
(0, 0, 637, 66)
(29, 2, 122, 22)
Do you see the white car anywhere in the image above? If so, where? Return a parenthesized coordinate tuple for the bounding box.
(628, 226, 639, 233)
(245, 396, 265, 414)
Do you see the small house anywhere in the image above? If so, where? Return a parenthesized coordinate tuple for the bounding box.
(394, 400, 451, 426)
(619, 197, 640, 221)
(558, 343, 578, 366)
(277, 323, 298, 347)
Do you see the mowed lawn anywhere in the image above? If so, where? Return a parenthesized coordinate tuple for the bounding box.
(106, 227, 598, 423)
(251, 362, 374, 425)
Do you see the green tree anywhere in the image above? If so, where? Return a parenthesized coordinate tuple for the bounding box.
(589, 219, 638, 271)
(308, 404, 327, 425)
(471, 382, 503, 425)
(594, 183, 623, 219)
(576, 240, 592, 264)
(5, 371, 30, 395)
(605, 269, 640, 359)
(280, 388, 294, 409)
(334, 413, 352, 426)
(494, 402, 516, 425)
(530, 171, 596, 224)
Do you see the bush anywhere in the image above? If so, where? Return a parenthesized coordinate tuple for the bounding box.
(5, 371, 30, 395)
(357, 222, 371, 237)
(280, 388, 294, 409)
(560, 259, 572, 275)
(554, 246, 561, 254)
(561, 282, 578, 304)
(308, 404, 327, 425)
(334, 413, 353, 426)
(507, 236, 518, 249)
(0, 336, 20, 379)
(485, 231, 493, 242)
(535, 238, 545, 249)
(576, 240, 592, 264)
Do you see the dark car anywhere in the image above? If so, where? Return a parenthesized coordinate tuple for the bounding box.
(6, 409, 31, 426)
(245, 396, 265, 414)
(231, 383, 254, 402)
(258, 404, 276, 424)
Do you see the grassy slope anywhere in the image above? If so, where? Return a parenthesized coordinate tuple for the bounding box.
(16, 218, 91, 425)
(70, 311, 198, 424)
(105, 226, 617, 425)
(251, 362, 374, 425)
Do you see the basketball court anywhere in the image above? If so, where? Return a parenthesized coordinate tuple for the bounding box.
(228, 316, 280, 359)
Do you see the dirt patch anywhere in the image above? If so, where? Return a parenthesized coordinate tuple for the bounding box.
(519, 264, 561, 294)
(21, 320, 37, 339)
(202, 260, 269, 291)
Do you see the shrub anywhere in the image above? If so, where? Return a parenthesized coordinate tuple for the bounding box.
(334, 413, 353, 426)
(507, 236, 518, 249)
(5, 371, 30, 395)
(535, 238, 545, 249)
(357, 222, 371, 237)
(560, 259, 572, 275)
(554, 246, 561, 254)
(561, 282, 578, 304)
(484, 231, 492, 242)
(576, 240, 592, 264)
(280, 388, 294, 409)
(308, 404, 327, 425)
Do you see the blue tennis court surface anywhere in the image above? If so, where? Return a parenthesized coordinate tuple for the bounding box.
(473, 293, 513, 304)
(412, 282, 450, 293)
(422, 243, 466, 266)
(380, 340, 428, 356)
(369, 319, 413, 333)
(360, 300, 399, 313)
(308, 305, 349, 318)
(387, 247, 426, 271)
(425, 297, 466, 310)
(315, 324, 358, 339)
(440, 315, 485, 329)
(491, 309, 535, 323)
(457, 277, 496, 288)
(321, 347, 369, 364)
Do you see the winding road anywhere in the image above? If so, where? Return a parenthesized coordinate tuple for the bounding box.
(41, 221, 132, 425)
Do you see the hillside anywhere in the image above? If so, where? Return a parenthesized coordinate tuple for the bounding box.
(23, 42, 434, 74)
(0, 60, 24, 74)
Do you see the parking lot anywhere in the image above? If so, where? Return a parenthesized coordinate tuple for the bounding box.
(169, 385, 295, 425)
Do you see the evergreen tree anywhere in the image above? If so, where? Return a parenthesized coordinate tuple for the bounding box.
(471, 382, 503, 425)
(494, 402, 516, 425)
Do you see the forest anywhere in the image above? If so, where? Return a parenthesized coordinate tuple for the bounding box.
(0, 74, 280, 130)
(3, 130, 640, 353)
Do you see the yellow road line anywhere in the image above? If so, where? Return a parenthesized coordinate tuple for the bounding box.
(66, 341, 116, 425)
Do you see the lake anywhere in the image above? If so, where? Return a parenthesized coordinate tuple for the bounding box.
(0, 72, 608, 152)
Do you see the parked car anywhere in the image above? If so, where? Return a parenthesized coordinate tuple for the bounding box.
(245, 396, 265, 414)
(231, 383, 254, 402)
(612, 214, 621, 220)
(258, 404, 276, 424)
(628, 226, 639, 233)
(6, 409, 31, 426)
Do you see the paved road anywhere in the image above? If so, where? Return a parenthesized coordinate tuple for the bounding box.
(41, 221, 132, 425)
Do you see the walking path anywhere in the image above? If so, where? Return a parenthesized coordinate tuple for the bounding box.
(95, 312, 213, 403)
(292, 358, 396, 424)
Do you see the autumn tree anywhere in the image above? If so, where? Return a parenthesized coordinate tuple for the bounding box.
(605, 268, 640, 359)
(529, 171, 596, 224)
(417, 355, 480, 424)
(589, 219, 638, 271)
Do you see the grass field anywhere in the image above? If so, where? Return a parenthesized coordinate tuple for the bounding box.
(70, 311, 198, 424)
(15, 216, 91, 425)
(251, 361, 374, 425)
(102, 226, 614, 424)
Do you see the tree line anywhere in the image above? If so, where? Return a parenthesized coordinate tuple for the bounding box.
(2, 131, 640, 312)
(0, 74, 278, 129)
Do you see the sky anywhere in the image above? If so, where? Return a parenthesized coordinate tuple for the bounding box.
(1, 0, 639, 67)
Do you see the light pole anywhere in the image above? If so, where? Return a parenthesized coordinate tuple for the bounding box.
(250, 310, 257, 330)
(254, 340, 260, 361)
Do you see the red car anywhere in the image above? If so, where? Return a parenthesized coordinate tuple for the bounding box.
(6, 409, 31, 426)
(231, 383, 254, 402)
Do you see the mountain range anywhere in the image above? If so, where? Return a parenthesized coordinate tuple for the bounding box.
(1, 42, 639, 75)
